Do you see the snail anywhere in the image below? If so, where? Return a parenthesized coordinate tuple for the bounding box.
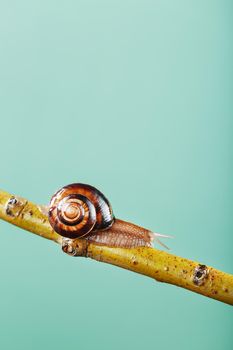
(48, 183, 172, 250)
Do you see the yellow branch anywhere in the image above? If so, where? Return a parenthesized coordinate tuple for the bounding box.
(0, 189, 232, 305)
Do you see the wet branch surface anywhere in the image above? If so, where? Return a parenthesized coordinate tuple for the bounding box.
(0, 189, 232, 305)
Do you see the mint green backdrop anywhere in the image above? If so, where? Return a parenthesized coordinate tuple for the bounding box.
(0, 1, 232, 349)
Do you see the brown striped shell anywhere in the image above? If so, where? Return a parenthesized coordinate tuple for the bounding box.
(48, 183, 115, 239)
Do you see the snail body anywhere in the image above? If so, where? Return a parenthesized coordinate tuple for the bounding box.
(86, 219, 153, 248)
(48, 183, 171, 250)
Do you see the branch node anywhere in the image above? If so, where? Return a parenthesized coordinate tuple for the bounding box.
(62, 237, 88, 257)
(193, 264, 209, 286)
(5, 196, 27, 218)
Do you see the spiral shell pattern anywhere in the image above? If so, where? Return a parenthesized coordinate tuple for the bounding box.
(48, 183, 114, 239)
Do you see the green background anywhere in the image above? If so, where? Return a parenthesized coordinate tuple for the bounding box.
(0, 1, 232, 349)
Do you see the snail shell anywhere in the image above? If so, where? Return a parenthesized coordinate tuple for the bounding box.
(48, 183, 114, 239)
